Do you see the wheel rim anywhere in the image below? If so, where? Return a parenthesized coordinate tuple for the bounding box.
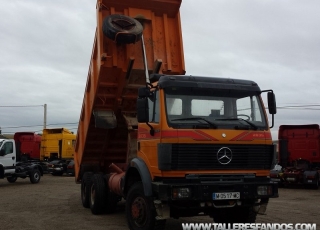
(131, 197, 147, 227)
(34, 172, 39, 181)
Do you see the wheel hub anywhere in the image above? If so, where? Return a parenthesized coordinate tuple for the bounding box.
(131, 197, 147, 226)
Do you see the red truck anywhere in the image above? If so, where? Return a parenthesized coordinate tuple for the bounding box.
(270, 124, 320, 189)
(13, 132, 42, 162)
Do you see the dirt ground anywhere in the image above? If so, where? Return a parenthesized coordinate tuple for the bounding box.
(0, 174, 319, 230)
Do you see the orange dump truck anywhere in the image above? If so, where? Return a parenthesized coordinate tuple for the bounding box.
(74, 0, 278, 228)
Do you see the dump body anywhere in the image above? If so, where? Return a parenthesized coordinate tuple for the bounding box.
(74, 0, 278, 228)
(270, 124, 320, 188)
(13, 132, 41, 161)
(75, 0, 185, 181)
(41, 128, 76, 161)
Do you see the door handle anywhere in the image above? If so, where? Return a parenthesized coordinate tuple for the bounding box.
(12, 156, 15, 160)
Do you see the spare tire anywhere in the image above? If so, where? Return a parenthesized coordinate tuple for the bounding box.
(102, 14, 143, 44)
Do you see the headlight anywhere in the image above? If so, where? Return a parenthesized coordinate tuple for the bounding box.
(257, 186, 273, 195)
(172, 187, 191, 199)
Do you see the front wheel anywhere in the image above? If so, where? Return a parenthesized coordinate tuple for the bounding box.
(7, 176, 17, 183)
(30, 169, 41, 184)
(126, 182, 166, 230)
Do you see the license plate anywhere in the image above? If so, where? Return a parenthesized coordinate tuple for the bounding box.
(212, 192, 240, 200)
(272, 178, 281, 182)
(308, 180, 312, 183)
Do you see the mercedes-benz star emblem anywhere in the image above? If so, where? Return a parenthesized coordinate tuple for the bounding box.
(217, 147, 233, 165)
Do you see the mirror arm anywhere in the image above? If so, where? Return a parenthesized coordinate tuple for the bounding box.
(270, 114, 274, 129)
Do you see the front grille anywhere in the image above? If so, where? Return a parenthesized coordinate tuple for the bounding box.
(170, 144, 273, 170)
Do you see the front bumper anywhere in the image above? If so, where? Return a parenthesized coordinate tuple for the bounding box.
(152, 177, 278, 201)
(151, 176, 278, 219)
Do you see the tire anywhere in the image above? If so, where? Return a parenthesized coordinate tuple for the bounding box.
(102, 14, 143, 44)
(126, 182, 166, 230)
(90, 174, 108, 215)
(30, 169, 41, 184)
(7, 176, 17, 183)
(312, 174, 319, 190)
(81, 172, 93, 208)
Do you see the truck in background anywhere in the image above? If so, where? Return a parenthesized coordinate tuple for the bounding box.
(270, 124, 320, 189)
(13, 132, 42, 162)
(40, 128, 76, 161)
(74, 0, 278, 229)
(40, 128, 76, 176)
(0, 138, 43, 184)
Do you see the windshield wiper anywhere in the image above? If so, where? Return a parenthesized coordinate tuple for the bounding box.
(215, 118, 258, 130)
(171, 117, 217, 128)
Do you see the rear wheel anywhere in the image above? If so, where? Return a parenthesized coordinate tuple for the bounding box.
(126, 182, 166, 230)
(7, 176, 17, 183)
(81, 172, 93, 208)
(90, 174, 107, 215)
(30, 169, 41, 184)
(312, 174, 319, 189)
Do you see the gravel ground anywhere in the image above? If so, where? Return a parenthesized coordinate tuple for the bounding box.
(0, 174, 319, 230)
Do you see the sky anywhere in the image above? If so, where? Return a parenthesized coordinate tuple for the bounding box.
(1, 0, 320, 140)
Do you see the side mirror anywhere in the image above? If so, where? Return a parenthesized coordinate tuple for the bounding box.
(138, 87, 150, 98)
(137, 98, 149, 123)
(267, 92, 277, 114)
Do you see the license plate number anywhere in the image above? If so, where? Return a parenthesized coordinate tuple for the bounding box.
(212, 192, 240, 200)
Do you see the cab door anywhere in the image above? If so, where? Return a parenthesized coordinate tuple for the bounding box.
(0, 141, 16, 174)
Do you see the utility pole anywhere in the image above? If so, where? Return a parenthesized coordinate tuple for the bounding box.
(44, 104, 47, 130)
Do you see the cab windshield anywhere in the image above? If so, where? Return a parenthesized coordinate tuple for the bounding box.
(164, 87, 267, 130)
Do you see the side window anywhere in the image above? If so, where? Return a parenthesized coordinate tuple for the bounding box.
(72, 140, 76, 148)
(154, 91, 160, 123)
(3, 142, 13, 155)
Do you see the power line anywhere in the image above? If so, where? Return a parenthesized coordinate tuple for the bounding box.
(0, 105, 44, 107)
(1, 122, 78, 129)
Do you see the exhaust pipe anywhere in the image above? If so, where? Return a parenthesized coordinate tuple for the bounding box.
(108, 163, 125, 196)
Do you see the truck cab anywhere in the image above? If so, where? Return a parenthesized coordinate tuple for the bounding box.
(0, 138, 42, 184)
(0, 139, 16, 175)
